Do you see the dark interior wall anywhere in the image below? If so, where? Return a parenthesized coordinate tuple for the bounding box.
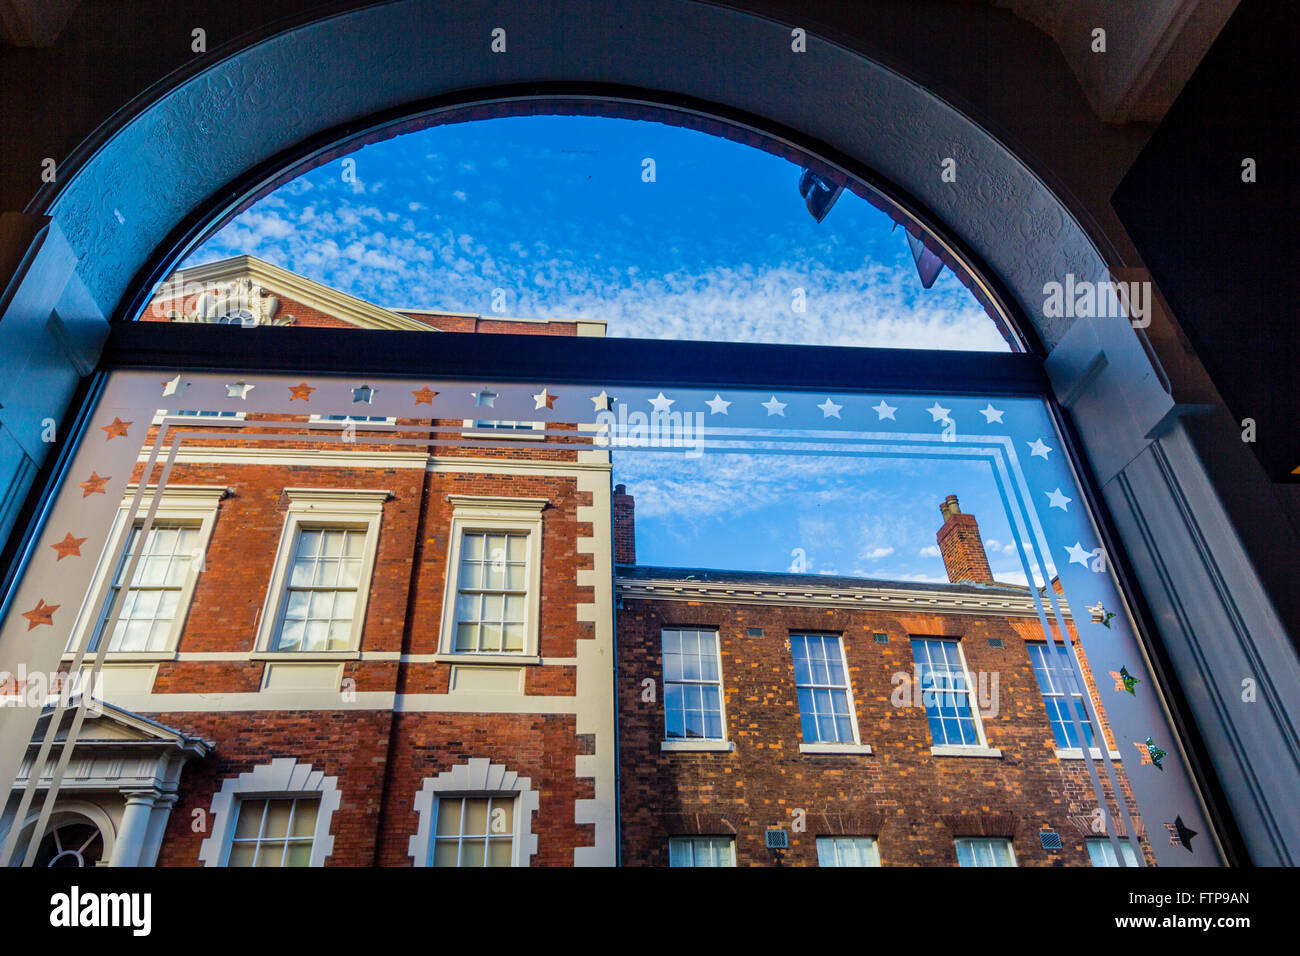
(1112, 0, 1300, 641)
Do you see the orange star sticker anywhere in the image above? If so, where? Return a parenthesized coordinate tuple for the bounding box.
(100, 417, 132, 440)
(289, 382, 315, 401)
(412, 386, 438, 405)
(50, 532, 86, 560)
(79, 472, 110, 497)
(21, 599, 60, 630)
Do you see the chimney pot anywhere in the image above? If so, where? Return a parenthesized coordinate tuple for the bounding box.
(613, 484, 636, 565)
(936, 495, 993, 585)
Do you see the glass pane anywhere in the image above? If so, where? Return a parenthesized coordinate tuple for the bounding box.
(464, 799, 489, 835)
(2, 366, 1216, 876)
(291, 802, 318, 838)
(226, 844, 257, 868)
(431, 841, 460, 867)
(233, 801, 264, 839)
(486, 839, 513, 867)
(263, 800, 293, 838)
(284, 843, 313, 867)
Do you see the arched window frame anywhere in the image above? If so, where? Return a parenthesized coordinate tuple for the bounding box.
(197, 757, 341, 867)
(408, 758, 540, 867)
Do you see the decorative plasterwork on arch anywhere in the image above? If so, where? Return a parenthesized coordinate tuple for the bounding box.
(197, 757, 341, 867)
(408, 757, 540, 867)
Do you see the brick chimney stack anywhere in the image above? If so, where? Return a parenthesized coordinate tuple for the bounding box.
(936, 494, 994, 585)
(613, 484, 636, 565)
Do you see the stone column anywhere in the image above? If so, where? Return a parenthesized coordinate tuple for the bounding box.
(108, 789, 159, 867)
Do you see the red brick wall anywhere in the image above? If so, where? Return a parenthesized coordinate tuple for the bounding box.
(615, 597, 1147, 866)
(936, 496, 994, 585)
(613, 484, 636, 565)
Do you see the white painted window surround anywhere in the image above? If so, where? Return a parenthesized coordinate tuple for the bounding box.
(253, 488, 389, 658)
(437, 496, 546, 663)
(198, 757, 341, 867)
(64, 485, 226, 662)
(461, 419, 545, 440)
(408, 758, 540, 867)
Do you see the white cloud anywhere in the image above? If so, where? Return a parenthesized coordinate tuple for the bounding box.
(918, 545, 941, 557)
(861, 546, 895, 560)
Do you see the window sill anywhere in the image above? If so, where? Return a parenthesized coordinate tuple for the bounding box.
(433, 652, 542, 666)
(930, 745, 1003, 758)
(250, 650, 361, 662)
(1055, 747, 1123, 760)
(461, 430, 546, 441)
(154, 414, 248, 427)
(661, 740, 734, 753)
(307, 418, 398, 431)
(61, 651, 177, 663)
(799, 742, 873, 755)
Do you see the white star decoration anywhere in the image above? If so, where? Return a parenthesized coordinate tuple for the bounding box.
(1064, 542, 1093, 567)
(705, 394, 731, 415)
(817, 397, 843, 419)
(1027, 437, 1053, 459)
(926, 402, 951, 423)
(979, 404, 1004, 424)
(590, 390, 614, 411)
(1046, 488, 1072, 511)
(226, 381, 254, 399)
(473, 389, 497, 408)
(162, 374, 186, 397)
(532, 388, 555, 410)
(762, 395, 787, 416)
(649, 392, 674, 413)
(872, 400, 897, 421)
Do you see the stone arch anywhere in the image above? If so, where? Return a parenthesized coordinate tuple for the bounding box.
(2, 0, 1295, 865)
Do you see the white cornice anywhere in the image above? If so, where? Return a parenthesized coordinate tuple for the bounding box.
(446, 494, 549, 513)
(137, 447, 430, 469)
(164, 255, 435, 331)
(616, 578, 1072, 620)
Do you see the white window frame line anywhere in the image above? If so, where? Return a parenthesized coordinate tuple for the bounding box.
(1085, 836, 1140, 867)
(815, 835, 882, 867)
(1025, 641, 1122, 760)
(660, 627, 734, 753)
(150, 408, 248, 426)
(62, 485, 227, 664)
(460, 419, 546, 441)
(252, 488, 390, 661)
(913, 637, 1002, 758)
(307, 414, 398, 431)
(408, 758, 539, 867)
(667, 835, 737, 867)
(436, 495, 547, 665)
(954, 836, 1018, 867)
(791, 632, 872, 756)
(198, 757, 341, 867)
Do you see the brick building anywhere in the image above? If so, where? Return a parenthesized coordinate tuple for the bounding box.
(613, 485, 1149, 867)
(2, 257, 1143, 867)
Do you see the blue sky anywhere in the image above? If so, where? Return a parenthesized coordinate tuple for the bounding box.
(182, 115, 1054, 584)
(185, 115, 1009, 350)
